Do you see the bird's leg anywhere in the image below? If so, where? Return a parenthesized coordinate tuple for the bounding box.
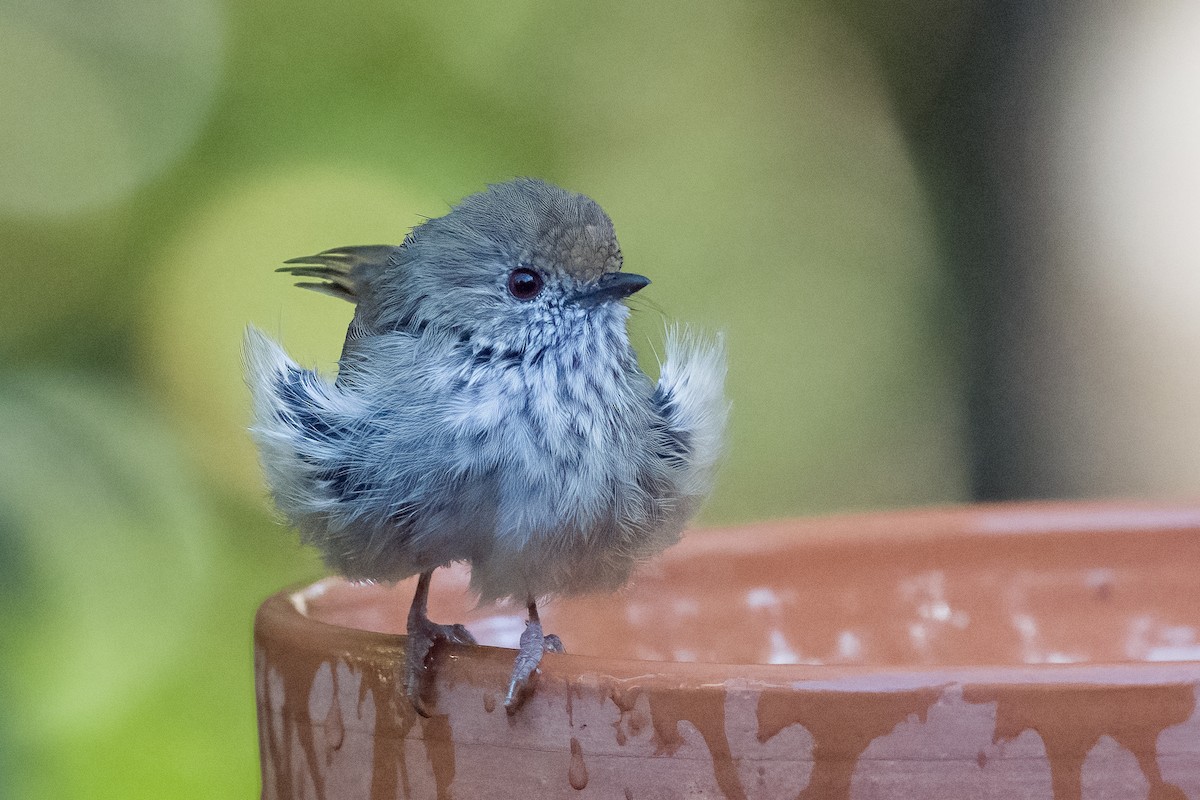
(404, 569, 477, 717)
(504, 599, 565, 712)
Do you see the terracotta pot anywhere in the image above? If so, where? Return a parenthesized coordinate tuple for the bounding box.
(254, 502, 1200, 799)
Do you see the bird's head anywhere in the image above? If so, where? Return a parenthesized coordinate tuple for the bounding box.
(377, 178, 649, 353)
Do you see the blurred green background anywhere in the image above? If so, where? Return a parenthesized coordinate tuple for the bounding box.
(11, 0, 1183, 796)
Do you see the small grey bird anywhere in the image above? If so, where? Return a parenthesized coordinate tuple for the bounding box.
(245, 178, 726, 714)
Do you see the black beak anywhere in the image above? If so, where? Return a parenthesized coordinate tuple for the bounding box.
(576, 272, 651, 306)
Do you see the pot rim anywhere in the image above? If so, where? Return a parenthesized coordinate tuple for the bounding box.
(256, 499, 1200, 692)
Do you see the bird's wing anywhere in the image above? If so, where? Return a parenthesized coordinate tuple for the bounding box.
(245, 326, 424, 575)
(277, 245, 398, 304)
(652, 327, 729, 499)
(245, 326, 495, 580)
(244, 325, 367, 517)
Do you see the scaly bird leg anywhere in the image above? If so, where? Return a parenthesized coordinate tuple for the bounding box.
(404, 569, 477, 717)
(504, 599, 565, 713)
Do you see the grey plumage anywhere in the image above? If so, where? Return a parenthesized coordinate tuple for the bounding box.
(245, 178, 727, 606)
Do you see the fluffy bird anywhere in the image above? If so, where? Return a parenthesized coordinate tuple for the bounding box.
(245, 178, 726, 714)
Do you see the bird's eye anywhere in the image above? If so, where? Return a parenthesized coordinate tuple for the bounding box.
(507, 267, 544, 301)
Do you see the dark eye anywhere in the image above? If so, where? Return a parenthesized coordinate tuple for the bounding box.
(507, 267, 544, 301)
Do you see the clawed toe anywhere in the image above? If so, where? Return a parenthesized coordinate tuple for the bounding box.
(404, 628, 437, 717)
(404, 571, 477, 717)
(445, 622, 477, 646)
(504, 610, 565, 712)
(405, 620, 476, 717)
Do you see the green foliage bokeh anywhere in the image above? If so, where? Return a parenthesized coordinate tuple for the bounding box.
(0, 0, 976, 796)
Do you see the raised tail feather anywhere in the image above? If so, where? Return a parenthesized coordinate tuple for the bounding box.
(277, 244, 397, 302)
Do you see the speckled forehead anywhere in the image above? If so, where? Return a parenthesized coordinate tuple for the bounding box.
(530, 216, 623, 282)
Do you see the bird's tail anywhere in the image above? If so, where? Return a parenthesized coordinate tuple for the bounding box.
(276, 245, 397, 302)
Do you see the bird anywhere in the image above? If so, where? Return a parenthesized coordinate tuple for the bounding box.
(244, 178, 727, 715)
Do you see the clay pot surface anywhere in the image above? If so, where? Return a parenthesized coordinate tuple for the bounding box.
(255, 501, 1200, 799)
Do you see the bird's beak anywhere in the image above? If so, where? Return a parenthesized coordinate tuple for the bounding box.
(575, 272, 651, 306)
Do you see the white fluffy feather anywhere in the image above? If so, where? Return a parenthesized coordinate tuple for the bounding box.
(657, 327, 729, 500)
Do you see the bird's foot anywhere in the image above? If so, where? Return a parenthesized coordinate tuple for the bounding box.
(404, 615, 477, 718)
(503, 619, 565, 713)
